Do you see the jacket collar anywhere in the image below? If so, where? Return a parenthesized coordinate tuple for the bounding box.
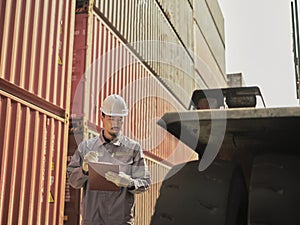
(98, 129, 122, 146)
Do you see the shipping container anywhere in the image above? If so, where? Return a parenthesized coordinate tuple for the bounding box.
(204, 0, 225, 42)
(0, 90, 69, 225)
(71, 10, 197, 162)
(64, 119, 99, 225)
(156, 0, 194, 55)
(0, 1, 75, 224)
(193, 0, 227, 86)
(155, 0, 227, 88)
(0, 0, 75, 110)
(92, 0, 199, 107)
(194, 26, 227, 88)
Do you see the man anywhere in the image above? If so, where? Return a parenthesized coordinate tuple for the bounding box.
(67, 94, 151, 225)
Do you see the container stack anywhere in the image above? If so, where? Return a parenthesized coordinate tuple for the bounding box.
(66, 1, 198, 224)
(0, 1, 75, 224)
(1, 0, 225, 224)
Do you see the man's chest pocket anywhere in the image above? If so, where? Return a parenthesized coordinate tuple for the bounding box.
(114, 152, 134, 173)
(114, 152, 134, 164)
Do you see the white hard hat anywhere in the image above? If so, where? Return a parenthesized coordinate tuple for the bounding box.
(100, 94, 128, 116)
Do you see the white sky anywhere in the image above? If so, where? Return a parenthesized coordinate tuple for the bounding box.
(217, 0, 300, 107)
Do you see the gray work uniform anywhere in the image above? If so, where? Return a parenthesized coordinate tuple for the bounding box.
(67, 131, 151, 225)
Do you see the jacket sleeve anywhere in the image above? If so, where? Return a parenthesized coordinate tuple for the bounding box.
(67, 143, 88, 189)
(129, 145, 151, 194)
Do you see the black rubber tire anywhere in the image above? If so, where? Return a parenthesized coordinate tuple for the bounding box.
(248, 154, 300, 225)
(150, 159, 248, 225)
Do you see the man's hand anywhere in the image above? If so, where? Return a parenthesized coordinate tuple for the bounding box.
(82, 151, 98, 172)
(105, 171, 134, 188)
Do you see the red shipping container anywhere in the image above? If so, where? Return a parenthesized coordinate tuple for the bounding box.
(70, 13, 88, 118)
(0, 0, 75, 110)
(0, 0, 75, 224)
(0, 91, 69, 225)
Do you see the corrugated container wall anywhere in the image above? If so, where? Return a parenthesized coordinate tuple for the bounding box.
(0, 0, 75, 224)
(93, 0, 199, 108)
(93, 0, 227, 99)
(0, 92, 68, 225)
(156, 0, 194, 54)
(70, 9, 197, 165)
(0, 0, 74, 110)
(193, 0, 227, 87)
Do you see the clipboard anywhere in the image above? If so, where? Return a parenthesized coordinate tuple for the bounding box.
(88, 162, 120, 191)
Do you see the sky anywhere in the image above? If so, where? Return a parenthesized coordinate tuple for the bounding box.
(217, 0, 300, 107)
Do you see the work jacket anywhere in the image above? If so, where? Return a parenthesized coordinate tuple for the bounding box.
(67, 130, 151, 225)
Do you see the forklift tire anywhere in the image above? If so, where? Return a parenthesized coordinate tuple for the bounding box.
(150, 159, 248, 225)
(248, 154, 300, 225)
